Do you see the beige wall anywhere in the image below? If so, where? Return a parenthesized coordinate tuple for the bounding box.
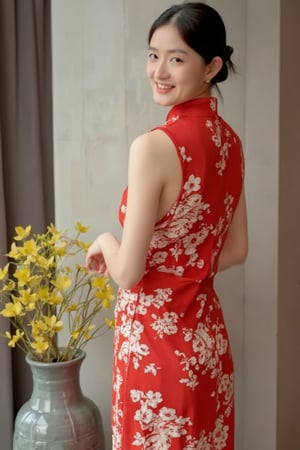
(243, 0, 280, 448)
(51, 1, 300, 449)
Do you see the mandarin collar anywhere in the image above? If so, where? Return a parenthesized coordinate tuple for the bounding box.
(166, 97, 218, 122)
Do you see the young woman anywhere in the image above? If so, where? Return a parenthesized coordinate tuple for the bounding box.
(86, 2, 247, 449)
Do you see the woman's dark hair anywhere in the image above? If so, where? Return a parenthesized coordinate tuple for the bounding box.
(148, 2, 235, 85)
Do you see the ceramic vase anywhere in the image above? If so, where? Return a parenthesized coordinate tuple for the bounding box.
(13, 349, 105, 449)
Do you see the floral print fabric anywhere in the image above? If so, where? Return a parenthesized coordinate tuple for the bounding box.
(112, 97, 244, 449)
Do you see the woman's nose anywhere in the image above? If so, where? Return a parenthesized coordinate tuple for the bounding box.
(155, 60, 169, 79)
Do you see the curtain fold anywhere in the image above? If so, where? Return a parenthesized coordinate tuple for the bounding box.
(0, 0, 54, 446)
(0, 126, 14, 450)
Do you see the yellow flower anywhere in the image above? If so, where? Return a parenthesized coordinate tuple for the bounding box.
(0, 263, 9, 280)
(70, 329, 81, 339)
(51, 274, 72, 291)
(0, 301, 23, 317)
(35, 254, 54, 269)
(83, 325, 95, 341)
(14, 225, 31, 241)
(21, 239, 38, 257)
(104, 317, 115, 328)
(65, 304, 79, 312)
(92, 277, 107, 289)
(55, 242, 67, 256)
(47, 223, 60, 239)
(17, 290, 37, 311)
(5, 329, 24, 347)
(64, 266, 71, 274)
(37, 287, 51, 299)
(75, 240, 91, 251)
(31, 319, 48, 336)
(6, 242, 21, 260)
(14, 267, 31, 286)
(30, 337, 49, 353)
(2, 279, 15, 292)
(94, 285, 115, 302)
(101, 298, 113, 309)
(75, 222, 90, 233)
(44, 315, 64, 333)
(44, 293, 63, 305)
(76, 264, 88, 273)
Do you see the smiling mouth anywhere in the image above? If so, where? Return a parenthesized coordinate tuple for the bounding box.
(155, 82, 174, 93)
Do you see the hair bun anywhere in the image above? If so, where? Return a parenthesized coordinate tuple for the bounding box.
(224, 45, 234, 62)
(213, 45, 235, 84)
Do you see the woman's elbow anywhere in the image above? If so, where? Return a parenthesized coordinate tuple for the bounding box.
(113, 267, 145, 290)
(231, 237, 248, 266)
(235, 247, 248, 266)
(218, 238, 248, 272)
(236, 239, 248, 265)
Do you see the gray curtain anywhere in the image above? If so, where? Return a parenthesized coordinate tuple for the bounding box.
(0, 0, 54, 447)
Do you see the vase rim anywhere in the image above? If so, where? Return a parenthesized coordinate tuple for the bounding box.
(25, 348, 86, 367)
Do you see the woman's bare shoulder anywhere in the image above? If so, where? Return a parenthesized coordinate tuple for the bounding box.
(130, 129, 175, 155)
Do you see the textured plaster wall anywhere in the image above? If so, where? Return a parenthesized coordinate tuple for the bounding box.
(243, 0, 280, 448)
(51, 2, 127, 447)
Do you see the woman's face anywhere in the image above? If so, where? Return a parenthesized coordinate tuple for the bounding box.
(147, 24, 211, 107)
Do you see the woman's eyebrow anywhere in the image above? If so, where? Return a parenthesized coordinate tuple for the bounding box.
(148, 46, 189, 55)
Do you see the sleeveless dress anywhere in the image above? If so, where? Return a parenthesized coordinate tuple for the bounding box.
(112, 97, 244, 450)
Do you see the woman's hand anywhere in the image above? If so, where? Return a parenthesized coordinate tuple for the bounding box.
(85, 237, 108, 276)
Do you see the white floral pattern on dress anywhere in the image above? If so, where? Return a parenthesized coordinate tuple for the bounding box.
(206, 118, 232, 176)
(131, 390, 192, 448)
(112, 97, 243, 449)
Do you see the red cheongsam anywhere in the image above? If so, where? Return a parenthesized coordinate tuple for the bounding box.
(112, 97, 244, 449)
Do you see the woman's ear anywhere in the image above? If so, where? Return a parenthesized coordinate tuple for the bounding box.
(206, 56, 223, 81)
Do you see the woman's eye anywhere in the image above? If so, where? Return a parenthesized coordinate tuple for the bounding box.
(171, 57, 183, 63)
(148, 53, 158, 60)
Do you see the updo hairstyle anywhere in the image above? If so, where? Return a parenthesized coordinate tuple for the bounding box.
(148, 2, 235, 85)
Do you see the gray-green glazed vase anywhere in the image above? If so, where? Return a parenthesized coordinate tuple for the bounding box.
(13, 349, 105, 449)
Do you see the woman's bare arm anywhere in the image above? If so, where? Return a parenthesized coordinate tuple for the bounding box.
(86, 131, 171, 289)
(217, 187, 248, 272)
